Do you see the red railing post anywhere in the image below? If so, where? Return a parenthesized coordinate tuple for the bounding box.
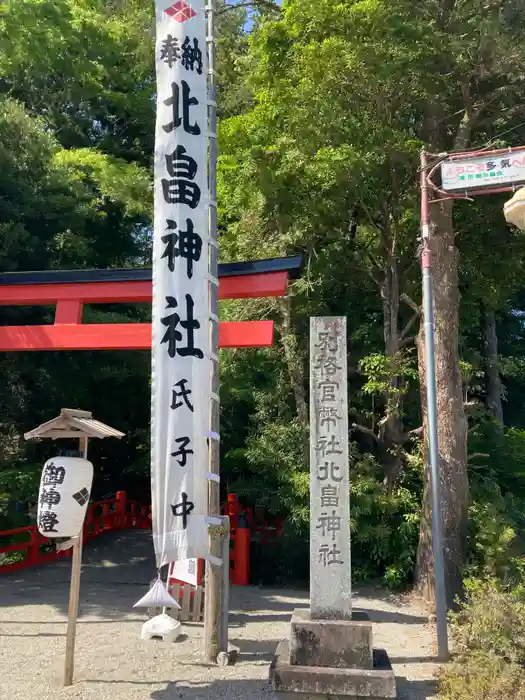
(84, 504, 94, 543)
(116, 491, 127, 529)
(27, 526, 40, 566)
(130, 502, 137, 529)
(140, 505, 149, 529)
(227, 493, 239, 532)
(233, 512, 250, 586)
(102, 502, 110, 531)
(94, 505, 101, 536)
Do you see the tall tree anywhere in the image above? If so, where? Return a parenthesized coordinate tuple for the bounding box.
(0, 0, 155, 161)
(218, 0, 525, 602)
(410, 0, 525, 603)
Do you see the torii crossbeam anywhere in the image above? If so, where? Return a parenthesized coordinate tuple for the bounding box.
(0, 256, 301, 351)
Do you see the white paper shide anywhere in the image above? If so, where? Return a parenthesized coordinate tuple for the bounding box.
(150, 0, 212, 576)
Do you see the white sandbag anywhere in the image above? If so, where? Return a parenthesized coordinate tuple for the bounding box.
(133, 576, 181, 609)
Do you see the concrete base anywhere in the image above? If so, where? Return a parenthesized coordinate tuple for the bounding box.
(270, 641, 397, 700)
(290, 609, 373, 669)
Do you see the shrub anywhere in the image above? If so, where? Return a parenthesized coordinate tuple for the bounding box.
(438, 652, 525, 700)
(438, 579, 525, 700)
(0, 463, 41, 530)
(450, 578, 525, 664)
(466, 483, 525, 585)
(249, 534, 309, 586)
(350, 449, 421, 587)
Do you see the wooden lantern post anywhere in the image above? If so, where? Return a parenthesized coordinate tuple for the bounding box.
(64, 434, 88, 687)
(24, 409, 124, 687)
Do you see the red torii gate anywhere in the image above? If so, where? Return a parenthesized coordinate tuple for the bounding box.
(0, 256, 301, 351)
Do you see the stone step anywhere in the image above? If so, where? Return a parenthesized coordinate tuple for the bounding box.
(270, 641, 397, 700)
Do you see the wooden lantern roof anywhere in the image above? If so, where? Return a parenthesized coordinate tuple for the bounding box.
(24, 408, 125, 441)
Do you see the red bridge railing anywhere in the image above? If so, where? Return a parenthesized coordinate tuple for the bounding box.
(0, 491, 284, 585)
(0, 491, 149, 574)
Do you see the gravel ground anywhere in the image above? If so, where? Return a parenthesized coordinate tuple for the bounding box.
(0, 530, 439, 700)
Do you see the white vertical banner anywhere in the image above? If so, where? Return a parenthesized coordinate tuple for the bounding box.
(151, 0, 212, 568)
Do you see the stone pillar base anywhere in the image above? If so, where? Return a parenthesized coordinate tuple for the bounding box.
(270, 641, 397, 700)
(269, 609, 396, 699)
(290, 609, 373, 669)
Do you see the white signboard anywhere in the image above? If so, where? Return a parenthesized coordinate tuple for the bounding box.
(151, 0, 212, 568)
(441, 150, 525, 191)
(169, 557, 199, 587)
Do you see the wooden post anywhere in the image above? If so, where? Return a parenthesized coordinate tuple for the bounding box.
(204, 0, 223, 663)
(219, 516, 230, 654)
(204, 401, 221, 661)
(64, 436, 88, 687)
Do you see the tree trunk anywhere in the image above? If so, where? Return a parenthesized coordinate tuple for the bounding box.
(415, 198, 469, 608)
(379, 253, 406, 487)
(279, 295, 308, 429)
(482, 305, 504, 430)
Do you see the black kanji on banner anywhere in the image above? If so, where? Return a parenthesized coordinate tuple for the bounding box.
(161, 147, 201, 208)
(171, 492, 194, 529)
(162, 179, 201, 208)
(181, 37, 203, 74)
(162, 80, 201, 135)
(160, 35, 203, 74)
(165, 146, 197, 179)
(171, 436, 194, 467)
(161, 218, 203, 278)
(160, 294, 204, 359)
(171, 378, 194, 412)
(160, 34, 180, 68)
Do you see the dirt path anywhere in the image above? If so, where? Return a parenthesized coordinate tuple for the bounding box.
(0, 530, 439, 700)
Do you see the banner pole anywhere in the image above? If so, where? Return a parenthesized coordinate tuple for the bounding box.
(148, 0, 213, 618)
(204, 0, 222, 663)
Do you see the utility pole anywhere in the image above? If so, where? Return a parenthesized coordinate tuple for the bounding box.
(419, 149, 449, 660)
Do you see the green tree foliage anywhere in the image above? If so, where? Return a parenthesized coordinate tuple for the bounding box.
(216, 0, 525, 595)
(0, 0, 155, 158)
(0, 0, 154, 509)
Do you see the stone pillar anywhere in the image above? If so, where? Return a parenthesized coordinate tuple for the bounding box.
(269, 317, 397, 700)
(310, 317, 351, 621)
